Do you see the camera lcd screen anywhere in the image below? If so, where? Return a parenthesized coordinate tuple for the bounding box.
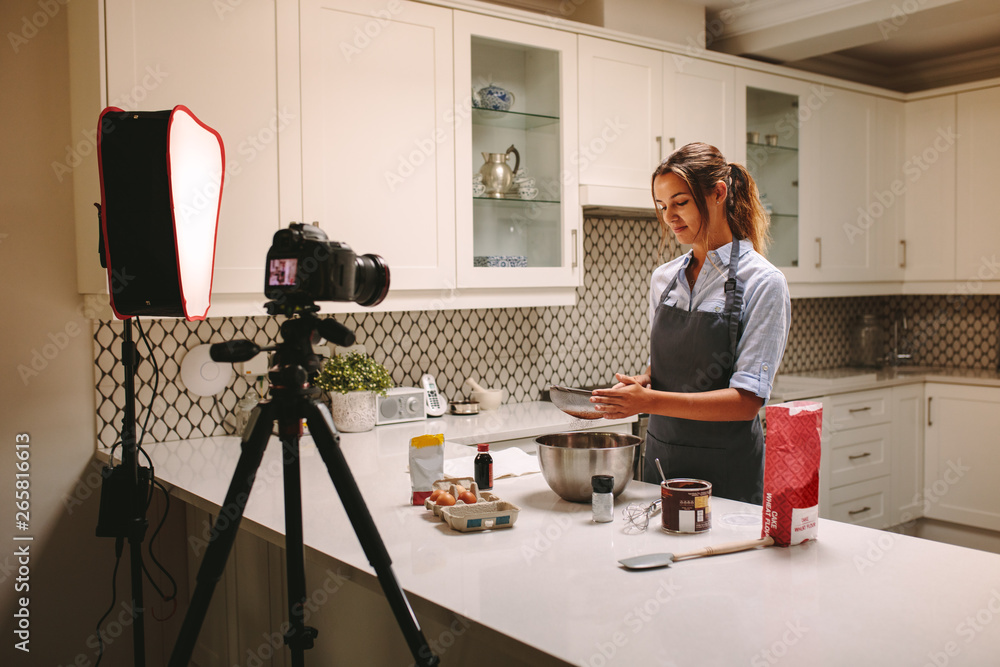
(268, 258, 297, 287)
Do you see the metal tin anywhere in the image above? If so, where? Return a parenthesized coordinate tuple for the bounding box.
(660, 478, 712, 534)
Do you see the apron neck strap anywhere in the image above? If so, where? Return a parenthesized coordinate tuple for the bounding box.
(723, 239, 744, 363)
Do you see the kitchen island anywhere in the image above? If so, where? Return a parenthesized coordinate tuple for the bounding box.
(137, 404, 1000, 666)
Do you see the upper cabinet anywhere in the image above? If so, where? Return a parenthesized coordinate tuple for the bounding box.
(454, 13, 580, 289)
(300, 0, 456, 293)
(669, 57, 736, 162)
(903, 95, 957, 282)
(734, 70, 813, 282)
(577, 37, 662, 196)
(956, 87, 1000, 285)
(576, 42, 734, 209)
(810, 87, 879, 282)
(76, 0, 286, 297)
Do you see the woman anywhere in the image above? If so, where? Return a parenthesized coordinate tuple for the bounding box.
(591, 142, 790, 503)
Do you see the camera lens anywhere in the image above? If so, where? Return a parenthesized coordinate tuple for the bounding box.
(353, 253, 390, 307)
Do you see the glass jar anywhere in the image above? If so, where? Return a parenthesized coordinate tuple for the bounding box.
(851, 314, 884, 367)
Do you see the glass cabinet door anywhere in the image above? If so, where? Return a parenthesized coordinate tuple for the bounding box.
(746, 86, 800, 267)
(735, 70, 815, 281)
(455, 13, 580, 289)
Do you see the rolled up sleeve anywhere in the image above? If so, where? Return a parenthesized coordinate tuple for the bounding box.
(729, 268, 790, 402)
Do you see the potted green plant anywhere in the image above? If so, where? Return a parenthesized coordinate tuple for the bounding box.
(314, 351, 393, 433)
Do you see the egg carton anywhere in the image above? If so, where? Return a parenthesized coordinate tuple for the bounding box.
(423, 478, 497, 517)
(423, 478, 519, 531)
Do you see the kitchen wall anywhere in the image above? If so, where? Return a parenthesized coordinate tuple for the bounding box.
(1, 2, 186, 665)
(92, 215, 1000, 446)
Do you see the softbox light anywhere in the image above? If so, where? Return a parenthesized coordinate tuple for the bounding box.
(98, 105, 225, 320)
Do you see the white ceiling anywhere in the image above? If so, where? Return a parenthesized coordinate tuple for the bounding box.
(704, 0, 1000, 92)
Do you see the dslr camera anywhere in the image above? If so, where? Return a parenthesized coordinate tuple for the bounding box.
(264, 223, 390, 311)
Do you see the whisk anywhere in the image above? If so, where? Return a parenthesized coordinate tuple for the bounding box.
(622, 458, 666, 532)
(623, 498, 661, 532)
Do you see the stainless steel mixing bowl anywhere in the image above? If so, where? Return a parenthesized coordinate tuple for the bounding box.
(535, 432, 642, 502)
(548, 385, 602, 419)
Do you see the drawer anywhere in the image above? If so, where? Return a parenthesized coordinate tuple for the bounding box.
(827, 423, 892, 489)
(827, 476, 891, 528)
(826, 389, 890, 430)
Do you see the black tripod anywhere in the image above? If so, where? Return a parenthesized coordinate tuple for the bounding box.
(169, 307, 439, 667)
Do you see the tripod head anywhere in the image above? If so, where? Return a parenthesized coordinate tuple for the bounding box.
(210, 302, 356, 397)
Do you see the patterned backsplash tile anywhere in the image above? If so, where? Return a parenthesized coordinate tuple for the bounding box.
(91, 216, 1000, 446)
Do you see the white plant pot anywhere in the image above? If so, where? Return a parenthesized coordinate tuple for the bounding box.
(328, 390, 377, 433)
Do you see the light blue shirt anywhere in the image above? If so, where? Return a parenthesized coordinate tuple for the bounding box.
(649, 239, 791, 401)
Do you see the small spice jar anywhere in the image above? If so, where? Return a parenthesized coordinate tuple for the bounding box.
(592, 475, 614, 523)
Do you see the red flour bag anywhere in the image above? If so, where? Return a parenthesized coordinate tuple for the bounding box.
(762, 401, 822, 546)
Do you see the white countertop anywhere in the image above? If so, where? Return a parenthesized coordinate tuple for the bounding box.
(135, 414, 1000, 666)
(773, 366, 1000, 401)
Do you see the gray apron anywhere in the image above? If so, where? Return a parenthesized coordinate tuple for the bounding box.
(644, 240, 764, 503)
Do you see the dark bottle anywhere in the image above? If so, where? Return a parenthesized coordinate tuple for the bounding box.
(474, 443, 493, 490)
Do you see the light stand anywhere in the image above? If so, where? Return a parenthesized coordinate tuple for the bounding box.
(169, 308, 439, 667)
(94, 104, 225, 667)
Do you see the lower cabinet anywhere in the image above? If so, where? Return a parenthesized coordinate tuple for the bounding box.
(815, 384, 924, 529)
(185, 504, 288, 667)
(923, 383, 1000, 531)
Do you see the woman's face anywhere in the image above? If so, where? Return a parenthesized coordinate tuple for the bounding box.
(653, 172, 703, 246)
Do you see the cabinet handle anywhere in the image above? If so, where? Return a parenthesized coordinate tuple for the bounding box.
(899, 239, 907, 268)
(655, 136, 662, 162)
(848, 506, 871, 516)
(927, 397, 932, 427)
(848, 452, 871, 461)
(571, 229, 578, 269)
(848, 406, 871, 414)
(815, 237, 822, 268)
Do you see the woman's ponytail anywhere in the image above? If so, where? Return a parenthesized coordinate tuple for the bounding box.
(726, 162, 771, 254)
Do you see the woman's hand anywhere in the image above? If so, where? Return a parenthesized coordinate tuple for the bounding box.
(590, 373, 652, 419)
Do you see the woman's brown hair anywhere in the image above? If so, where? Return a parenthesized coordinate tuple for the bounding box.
(651, 142, 771, 258)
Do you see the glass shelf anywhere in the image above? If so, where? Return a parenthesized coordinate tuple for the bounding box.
(472, 107, 560, 130)
(473, 195, 560, 205)
(747, 141, 798, 153)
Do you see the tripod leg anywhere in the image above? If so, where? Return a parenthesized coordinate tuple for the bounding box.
(279, 432, 317, 667)
(168, 401, 276, 667)
(305, 401, 440, 667)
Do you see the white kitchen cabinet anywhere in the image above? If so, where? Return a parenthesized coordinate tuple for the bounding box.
(454, 13, 580, 289)
(924, 383, 1000, 531)
(300, 0, 455, 293)
(956, 86, 1000, 285)
(814, 385, 925, 529)
(873, 97, 906, 282)
(811, 87, 879, 282)
(903, 95, 957, 282)
(890, 382, 924, 525)
(735, 70, 815, 281)
(74, 0, 288, 297)
(577, 36, 662, 194)
(818, 388, 894, 528)
(670, 56, 736, 161)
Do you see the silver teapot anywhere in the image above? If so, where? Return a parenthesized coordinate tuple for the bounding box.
(479, 144, 520, 198)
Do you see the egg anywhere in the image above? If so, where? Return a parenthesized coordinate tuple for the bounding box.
(429, 489, 444, 502)
(458, 491, 477, 505)
(436, 492, 456, 506)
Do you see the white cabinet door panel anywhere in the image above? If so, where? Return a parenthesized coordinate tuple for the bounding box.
(956, 87, 1000, 285)
(300, 0, 455, 292)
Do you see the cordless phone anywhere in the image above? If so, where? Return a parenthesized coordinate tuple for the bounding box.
(421, 373, 446, 417)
